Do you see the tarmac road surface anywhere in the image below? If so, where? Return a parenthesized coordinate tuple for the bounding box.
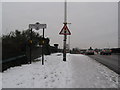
(88, 54, 120, 74)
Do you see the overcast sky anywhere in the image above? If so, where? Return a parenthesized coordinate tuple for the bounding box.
(2, 2, 118, 49)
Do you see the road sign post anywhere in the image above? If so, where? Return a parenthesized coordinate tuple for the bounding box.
(59, 23, 71, 61)
(42, 28, 45, 65)
(29, 28, 32, 64)
(63, 23, 67, 61)
(29, 22, 46, 65)
(59, 0, 71, 61)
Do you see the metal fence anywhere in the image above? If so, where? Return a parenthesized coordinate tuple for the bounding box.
(2, 54, 28, 72)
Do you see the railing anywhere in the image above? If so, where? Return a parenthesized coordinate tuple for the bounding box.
(1, 55, 26, 64)
(2, 54, 28, 72)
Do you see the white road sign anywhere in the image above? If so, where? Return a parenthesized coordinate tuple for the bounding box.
(29, 23, 46, 30)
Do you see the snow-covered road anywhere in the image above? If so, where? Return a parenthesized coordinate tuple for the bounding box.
(1, 53, 119, 88)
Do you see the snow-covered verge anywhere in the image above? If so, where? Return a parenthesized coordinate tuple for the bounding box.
(69, 54, 119, 88)
(2, 53, 72, 88)
(2, 53, 119, 88)
(0, 73, 2, 90)
(94, 59, 119, 88)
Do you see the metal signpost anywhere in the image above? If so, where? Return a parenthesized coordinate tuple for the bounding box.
(41, 26, 46, 65)
(59, 0, 71, 61)
(29, 28, 32, 64)
(29, 22, 47, 65)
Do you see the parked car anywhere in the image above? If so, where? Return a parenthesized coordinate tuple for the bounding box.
(80, 50, 86, 54)
(85, 49, 94, 55)
(100, 49, 112, 55)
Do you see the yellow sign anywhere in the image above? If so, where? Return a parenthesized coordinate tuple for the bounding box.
(39, 40, 45, 45)
(29, 40, 32, 44)
(42, 40, 44, 44)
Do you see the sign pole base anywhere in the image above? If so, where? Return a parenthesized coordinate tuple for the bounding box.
(63, 58, 66, 61)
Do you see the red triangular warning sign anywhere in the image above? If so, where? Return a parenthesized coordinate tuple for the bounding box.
(59, 25, 71, 35)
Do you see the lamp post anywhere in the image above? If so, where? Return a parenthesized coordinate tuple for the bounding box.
(59, 0, 71, 61)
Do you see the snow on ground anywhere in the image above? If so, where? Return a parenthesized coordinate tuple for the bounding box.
(0, 73, 2, 89)
(2, 53, 72, 88)
(68, 54, 119, 88)
(2, 53, 119, 88)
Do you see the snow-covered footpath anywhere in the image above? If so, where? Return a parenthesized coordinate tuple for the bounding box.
(0, 73, 2, 89)
(2, 53, 72, 88)
(1, 53, 119, 88)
